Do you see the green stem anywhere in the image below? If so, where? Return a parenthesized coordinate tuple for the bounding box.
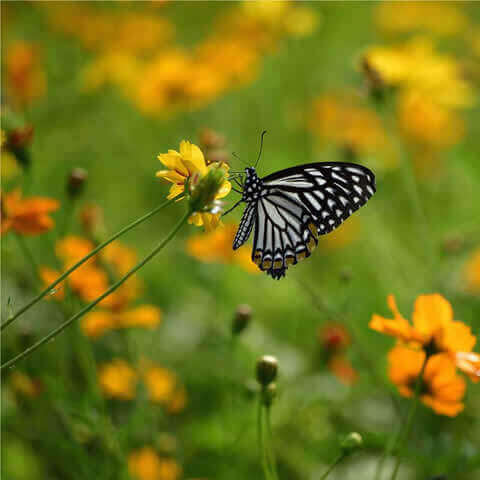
(319, 453, 346, 480)
(2, 198, 174, 330)
(14, 234, 40, 285)
(389, 357, 427, 480)
(265, 404, 280, 480)
(1, 209, 190, 371)
(258, 396, 273, 480)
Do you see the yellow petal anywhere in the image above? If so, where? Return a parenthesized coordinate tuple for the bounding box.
(157, 150, 188, 176)
(156, 170, 185, 184)
(215, 180, 232, 199)
(180, 140, 207, 175)
(412, 294, 453, 341)
(167, 184, 185, 200)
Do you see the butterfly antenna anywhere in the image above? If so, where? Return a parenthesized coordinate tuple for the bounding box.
(254, 130, 267, 169)
(232, 151, 249, 167)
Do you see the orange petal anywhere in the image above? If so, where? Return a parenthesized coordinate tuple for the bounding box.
(435, 320, 476, 354)
(412, 294, 453, 341)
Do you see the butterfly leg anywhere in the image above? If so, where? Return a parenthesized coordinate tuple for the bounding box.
(222, 199, 243, 217)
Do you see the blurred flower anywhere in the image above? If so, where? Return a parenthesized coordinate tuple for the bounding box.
(98, 359, 137, 400)
(156, 140, 230, 231)
(309, 93, 396, 170)
(10, 372, 42, 398)
(38, 267, 65, 300)
(388, 346, 465, 416)
(328, 355, 358, 385)
(340, 432, 363, 454)
(256, 355, 278, 387)
(319, 216, 360, 250)
(101, 241, 137, 276)
(82, 305, 161, 339)
(67, 168, 88, 198)
(463, 247, 480, 295)
(80, 203, 106, 239)
(232, 304, 253, 335)
(128, 447, 182, 480)
(186, 223, 258, 273)
(375, 1, 469, 37)
(5, 42, 46, 108)
(1, 189, 59, 236)
(455, 352, 480, 384)
(318, 323, 351, 352)
(363, 37, 475, 109)
(167, 386, 188, 414)
(56, 235, 95, 265)
(370, 294, 476, 354)
(144, 366, 177, 404)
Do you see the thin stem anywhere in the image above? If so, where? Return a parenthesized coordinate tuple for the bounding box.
(1, 209, 190, 371)
(265, 404, 279, 480)
(2, 198, 174, 330)
(257, 396, 273, 480)
(389, 357, 427, 480)
(319, 453, 345, 480)
(14, 234, 40, 285)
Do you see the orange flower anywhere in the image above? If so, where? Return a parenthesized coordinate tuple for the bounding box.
(455, 352, 480, 383)
(318, 323, 351, 352)
(5, 42, 46, 107)
(56, 235, 95, 265)
(98, 359, 137, 400)
(101, 241, 137, 276)
(328, 355, 358, 385)
(388, 346, 466, 416)
(128, 447, 182, 480)
(370, 294, 476, 355)
(1, 189, 59, 236)
(143, 366, 177, 404)
(186, 223, 259, 273)
(39, 267, 65, 300)
(81, 305, 162, 339)
(69, 265, 109, 302)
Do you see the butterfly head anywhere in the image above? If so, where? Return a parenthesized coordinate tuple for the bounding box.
(242, 167, 262, 201)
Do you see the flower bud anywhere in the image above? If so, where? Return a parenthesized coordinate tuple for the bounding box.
(67, 168, 88, 197)
(189, 165, 227, 213)
(232, 304, 252, 335)
(340, 432, 363, 455)
(199, 128, 225, 150)
(256, 355, 278, 387)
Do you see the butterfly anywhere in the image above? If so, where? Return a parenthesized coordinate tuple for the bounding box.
(226, 134, 376, 279)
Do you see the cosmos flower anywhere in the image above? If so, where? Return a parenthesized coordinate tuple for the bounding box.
(128, 447, 182, 480)
(98, 359, 137, 400)
(186, 223, 259, 273)
(1, 189, 59, 236)
(388, 346, 466, 416)
(156, 140, 230, 231)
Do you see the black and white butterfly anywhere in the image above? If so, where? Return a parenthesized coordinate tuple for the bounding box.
(226, 136, 376, 279)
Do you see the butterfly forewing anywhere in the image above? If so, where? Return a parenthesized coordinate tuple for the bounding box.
(234, 162, 376, 279)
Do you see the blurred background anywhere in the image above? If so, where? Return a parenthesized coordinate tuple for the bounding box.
(2, 2, 480, 479)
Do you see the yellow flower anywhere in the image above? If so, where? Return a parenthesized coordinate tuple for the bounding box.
(128, 447, 182, 480)
(98, 359, 137, 400)
(156, 140, 231, 230)
(464, 247, 480, 295)
(143, 366, 177, 404)
(82, 306, 162, 339)
(167, 386, 188, 414)
(363, 37, 475, 109)
(56, 235, 96, 265)
(388, 346, 466, 417)
(370, 294, 476, 355)
(186, 223, 259, 273)
(101, 241, 137, 276)
(375, 1, 469, 37)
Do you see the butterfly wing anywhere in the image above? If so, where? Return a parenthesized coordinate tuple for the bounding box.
(252, 162, 375, 279)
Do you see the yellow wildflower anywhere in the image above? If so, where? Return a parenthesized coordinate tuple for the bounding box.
(10, 372, 42, 398)
(186, 223, 259, 273)
(375, 1, 469, 37)
(56, 235, 96, 265)
(98, 359, 137, 400)
(156, 140, 230, 230)
(167, 386, 188, 414)
(388, 346, 466, 417)
(143, 366, 177, 404)
(128, 447, 181, 480)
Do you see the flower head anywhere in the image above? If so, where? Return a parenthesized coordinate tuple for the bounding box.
(98, 359, 137, 400)
(156, 140, 230, 231)
(1, 189, 59, 236)
(388, 346, 466, 416)
(128, 447, 182, 480)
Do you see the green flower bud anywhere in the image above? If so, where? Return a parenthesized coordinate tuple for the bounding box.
(256, 355, 278, 387)
(189, 165, 227, 213)
(67, 168, 88, 197)
(340, 432, 363, 455)
(232, 304, 252, 335)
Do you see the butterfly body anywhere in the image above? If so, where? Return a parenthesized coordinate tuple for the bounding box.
(232, 162, 376, 279)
